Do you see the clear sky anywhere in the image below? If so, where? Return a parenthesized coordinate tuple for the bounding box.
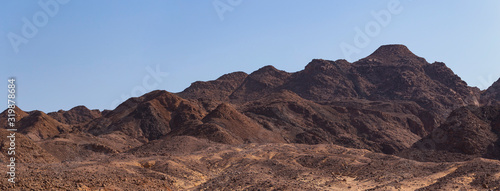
(1, 0, 500, 112)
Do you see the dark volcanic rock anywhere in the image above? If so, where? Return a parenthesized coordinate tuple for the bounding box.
(179, 45, 480, 133)
(411, 105, 500, 160)
(283, 59, 366, 100)
(175, 45, 480, 151)
(241, 90, 422, 153)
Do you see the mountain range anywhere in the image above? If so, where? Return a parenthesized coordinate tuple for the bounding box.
(2, 44, 500, 190)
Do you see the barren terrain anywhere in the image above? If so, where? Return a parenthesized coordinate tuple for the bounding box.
(2, 45, 500, 190)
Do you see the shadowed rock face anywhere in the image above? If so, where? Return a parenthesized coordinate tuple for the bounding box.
(412, 105, 500, 159)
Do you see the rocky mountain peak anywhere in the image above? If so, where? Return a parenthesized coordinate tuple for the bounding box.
(365, 44, 424, 64)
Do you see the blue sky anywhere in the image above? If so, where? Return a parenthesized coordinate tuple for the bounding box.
(1, 0, 500, 112)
